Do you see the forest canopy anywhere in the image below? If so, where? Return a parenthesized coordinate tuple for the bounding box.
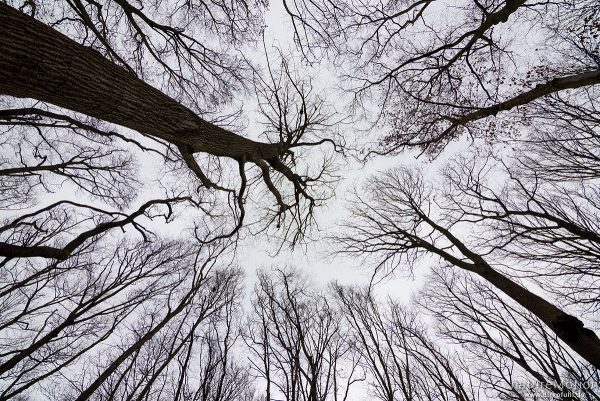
(0, 0, 599, 400)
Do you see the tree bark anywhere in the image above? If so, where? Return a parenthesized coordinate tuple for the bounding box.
(0, 3, 280, 161)
(470, 261, 600, 370)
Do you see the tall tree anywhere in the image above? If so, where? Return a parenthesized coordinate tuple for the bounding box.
(332, 284, 477, 401)
(244, 268, 361, 401)
(419, 268, 600, 401)
(336, 163, 600, 368)
(0, 236, 253, 400)
(0, 2, 340, 256)
(284, 0, 600, 154)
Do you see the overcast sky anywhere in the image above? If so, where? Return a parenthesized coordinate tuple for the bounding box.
(214, 1, 478, 305)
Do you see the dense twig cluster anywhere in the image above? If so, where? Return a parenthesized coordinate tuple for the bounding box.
(1, 0, 599, 399)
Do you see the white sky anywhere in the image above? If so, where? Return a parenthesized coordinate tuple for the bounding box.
(235, 0, 471, 299)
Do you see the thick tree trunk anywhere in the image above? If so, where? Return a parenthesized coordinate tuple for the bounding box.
(0, 4, 280, 161)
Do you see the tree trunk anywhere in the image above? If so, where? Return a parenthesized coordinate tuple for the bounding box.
(0, 4, 280, 161)
(418, 219, 600, 369)
(469, 261, 600, 369)
(457, 69, 600, 124)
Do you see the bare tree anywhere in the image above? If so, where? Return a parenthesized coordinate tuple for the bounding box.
(441, 150, 600, 318)
(419, 267, 600, 401)
(0, 235, 251, 400)
(284, 0, 600, 155)
(1, 3, 343, 249)
(0, 2, 345, 399)
(336, 166, 600, 368)
(509, 87, 600, 183)
(244, 268, 361, 401)
(9, 0, 266, 111)
(3, 0, 600, 399)
(332, 284, 477, 401)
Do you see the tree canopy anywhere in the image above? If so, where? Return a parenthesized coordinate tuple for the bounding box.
(1, 0, 599, 400)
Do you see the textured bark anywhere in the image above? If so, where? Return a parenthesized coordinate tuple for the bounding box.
(469, 261, 600, 369)
(0, 4, 280, 161)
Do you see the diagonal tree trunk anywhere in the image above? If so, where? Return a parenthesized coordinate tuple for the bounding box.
(409, 69, 600, 148)
(450, 69, 600, 129)
(0, 3, 280, 162)
(416, 214, 600, 369)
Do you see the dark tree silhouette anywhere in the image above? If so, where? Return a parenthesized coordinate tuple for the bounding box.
(336, 165, 600, 368)
(332, 284, 477, 401)
(244, 268, 361, 401)
(419, 268, 600, 401)
(283, 0, 600, 154)
(2, 0, 600, 399)
(1, 3, 342, 252)
(0, 236, 252, 400)
(0, 2, 343, 399)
